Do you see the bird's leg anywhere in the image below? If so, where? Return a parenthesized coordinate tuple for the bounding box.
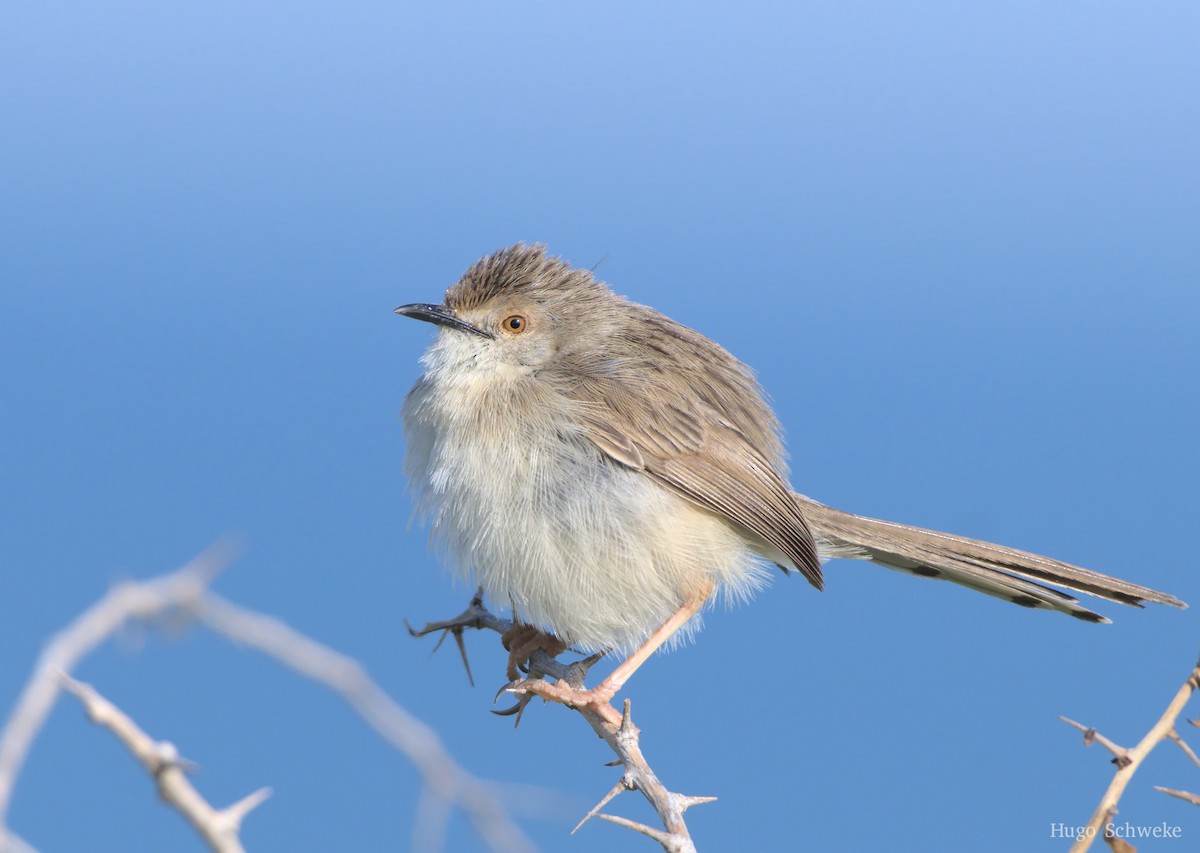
(597, 592, 708, 698)
(510, 589, 709, 715)
(500, 623, 568, 682)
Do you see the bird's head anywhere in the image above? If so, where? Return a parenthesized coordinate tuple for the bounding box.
(396, 244, 616, 380)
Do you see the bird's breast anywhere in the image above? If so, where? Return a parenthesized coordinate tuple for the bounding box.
(400, 370, 767, 650)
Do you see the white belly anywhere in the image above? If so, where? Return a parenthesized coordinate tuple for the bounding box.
(402, 371, 769, 651)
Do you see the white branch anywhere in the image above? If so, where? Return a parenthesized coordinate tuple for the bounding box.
(59, 674, 270, 853)
(1061, 655, 1200, 853)
(0, 542, 234, 850)
(1154, 786, 1200, 807)
(190, 592, 533, 853)
(0, 547, 533, 853)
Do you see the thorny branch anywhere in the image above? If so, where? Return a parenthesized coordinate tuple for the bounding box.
(1059, 654, 1200, 852)
(408, 592, 716, 853)
(0, 547, 533, 853)
(60, 674, 271, 853)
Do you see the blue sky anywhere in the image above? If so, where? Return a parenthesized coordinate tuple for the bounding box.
(1, 2, 1197, 851)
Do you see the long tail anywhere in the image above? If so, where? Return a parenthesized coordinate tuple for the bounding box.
(794, 494, 1186, 623)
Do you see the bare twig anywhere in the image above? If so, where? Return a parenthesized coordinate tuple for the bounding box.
(1167, 729, 1200, 771)
(1060, 655, 1200, 853)
(60, 674, 270, 853)
(0, 548, 533, 853)
(409, 596, 716, 852)
(0, 542, 234, 852)
(1059, 717, 1132, 767)
(191, 593, 532, 853)
(1153, 786, 1200, 807)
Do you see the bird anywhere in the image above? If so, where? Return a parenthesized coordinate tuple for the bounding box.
(396, 243, 1184, 708)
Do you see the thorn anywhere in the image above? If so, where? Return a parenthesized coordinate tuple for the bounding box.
(417, 626, 475, 685)
(405, 591, 488, 639)
(1155, 786, 1200, 806)
(574, 651, 606, 678)
(221, 786, 273, 829)
(180, 538, 242, 589)
(618, 699, 635, 736)
(151, 741, 197, 774)
(572, 779, 631, 834)
(677, 794, 718, 811)
(451, 628, 474, 687)
(408, 610, 476, 686)
(595, 813, 674, 845)
(430, 629, 450, 654)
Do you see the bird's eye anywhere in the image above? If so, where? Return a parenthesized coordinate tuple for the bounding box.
(502, 314, 527, 334)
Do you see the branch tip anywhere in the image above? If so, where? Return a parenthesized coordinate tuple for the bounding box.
(571, 779, 630, 834)
(677, 794, 718, 811)
(222, 786, 273, 827)
(1154, 786, 1200, 806)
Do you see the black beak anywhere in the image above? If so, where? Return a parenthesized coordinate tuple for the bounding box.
(394, 303, 494, 339)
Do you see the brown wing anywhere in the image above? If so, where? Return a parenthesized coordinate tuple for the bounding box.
(577, 392, 824, 590)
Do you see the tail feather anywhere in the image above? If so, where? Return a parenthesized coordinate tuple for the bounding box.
(794, 494, 1186, 622)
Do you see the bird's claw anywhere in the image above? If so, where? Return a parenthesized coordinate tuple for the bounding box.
(491, 685, 536, 725)
(500, 624, 568, 682)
